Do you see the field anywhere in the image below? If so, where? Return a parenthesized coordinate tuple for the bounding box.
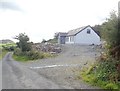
(0, 43, 16, 48)
(0, 43, 16, 60)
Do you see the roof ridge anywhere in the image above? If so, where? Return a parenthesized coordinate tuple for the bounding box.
(67, 25, 90, 36)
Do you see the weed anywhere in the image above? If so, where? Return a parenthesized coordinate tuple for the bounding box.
(79, 58, 120, 90)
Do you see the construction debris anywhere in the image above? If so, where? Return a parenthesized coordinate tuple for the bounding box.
(32, 43, 62, 54)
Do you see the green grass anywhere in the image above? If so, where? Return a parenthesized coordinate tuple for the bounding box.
(78, 65, 120, 90)
(0, 43, 16, 47)
(13, 52, 56, 62)
(0, 49, 8, 60)
(41, 52, 57, 58)
(80, 72, 119, 89)
(13, 54, 30, 62)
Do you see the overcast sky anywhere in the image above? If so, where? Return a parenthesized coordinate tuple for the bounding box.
(0, 0, 119, 43)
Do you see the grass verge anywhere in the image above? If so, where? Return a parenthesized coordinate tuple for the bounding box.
(12, 55, 30, 62)
(78, 64, 120, 90)
(13, 52, 57, 62)
(0, 50, 8, 60)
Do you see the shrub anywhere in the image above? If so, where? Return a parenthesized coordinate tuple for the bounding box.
(14, 48, 22, 56)
(39, 53, 45, 59)
(42, 52, 55, 58)
(95, 58, 119, 82)
(9, 46, 15, 51)
(13, 48, 55, 61)
(80, 58, 120, 89)
(26, 51, 41, 60)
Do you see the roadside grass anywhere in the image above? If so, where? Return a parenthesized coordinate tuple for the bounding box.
(13, 54, 30, 62)
(41, 52, 57, 58)
(78, 62, 120, 90)
(13, 51, 57, 62)
(0, 49, 8, 60)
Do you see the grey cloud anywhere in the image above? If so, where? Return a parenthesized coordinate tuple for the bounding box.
(0, 1, 22, 11)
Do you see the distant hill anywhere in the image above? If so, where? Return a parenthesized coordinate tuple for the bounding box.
(0, 39, 14, 44)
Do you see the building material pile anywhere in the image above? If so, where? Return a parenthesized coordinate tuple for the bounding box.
(32, 43, 62, 54)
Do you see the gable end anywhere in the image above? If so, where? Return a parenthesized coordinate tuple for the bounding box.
(75, 25, 100, 37)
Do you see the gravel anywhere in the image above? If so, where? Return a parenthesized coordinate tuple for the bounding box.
(21, 44, 101, 89)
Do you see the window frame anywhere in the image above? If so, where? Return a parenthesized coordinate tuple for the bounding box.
(87, 29, 91, 34)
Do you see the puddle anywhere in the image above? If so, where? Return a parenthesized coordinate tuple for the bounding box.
(30, 64, 79, 69)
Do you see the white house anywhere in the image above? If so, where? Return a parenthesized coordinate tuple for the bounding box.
(65, 25, 101, 45)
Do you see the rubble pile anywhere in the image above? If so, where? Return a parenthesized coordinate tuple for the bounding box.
(32, 43, 62, 54)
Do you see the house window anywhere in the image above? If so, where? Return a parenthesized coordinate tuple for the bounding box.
(87, 29, 91, 34)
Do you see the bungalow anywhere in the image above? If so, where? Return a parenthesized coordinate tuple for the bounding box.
(57, 25, 101, 45)
(66, 25, 101, 45)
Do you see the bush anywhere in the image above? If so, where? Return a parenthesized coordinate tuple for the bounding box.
(95, 58, 119, 82)
(14, 48, 22, 56)
(26, 51, 41, 60)
(13, 48, 55, 61)
(42, 52, 55, 58)
(80, 58, 120, 89)
(39, 53, 45, 59)
(9, 46, 15, 51)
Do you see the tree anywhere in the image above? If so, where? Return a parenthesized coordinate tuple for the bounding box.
(92, 25, 102, 37)
(54, 32, 59, 39)
(101, 11, 120, 59)
(102, 11, 118, 44)
(14, 33, 31, 52)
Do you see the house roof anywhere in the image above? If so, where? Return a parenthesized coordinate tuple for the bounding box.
(67, 25, 100, 37)
(67, 26, 88, 36)
(58, 32, 68, 37)
(56, 25, 100, 38)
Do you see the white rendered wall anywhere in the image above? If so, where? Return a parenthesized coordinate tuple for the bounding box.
(74, 27, 101, 45)
(65, 36, 75, 44)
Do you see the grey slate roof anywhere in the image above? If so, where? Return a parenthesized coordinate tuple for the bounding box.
(57, 25, 99, 37)
(59, 32, 68, 37)
(67, 26, 88, 36)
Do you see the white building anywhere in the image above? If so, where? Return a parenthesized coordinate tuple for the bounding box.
(65, 25, 101, 45)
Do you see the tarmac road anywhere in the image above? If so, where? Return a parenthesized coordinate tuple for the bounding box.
(2, 52, 62, 89)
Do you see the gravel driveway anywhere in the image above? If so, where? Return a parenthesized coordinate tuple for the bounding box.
(20, 44, 101, 89)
